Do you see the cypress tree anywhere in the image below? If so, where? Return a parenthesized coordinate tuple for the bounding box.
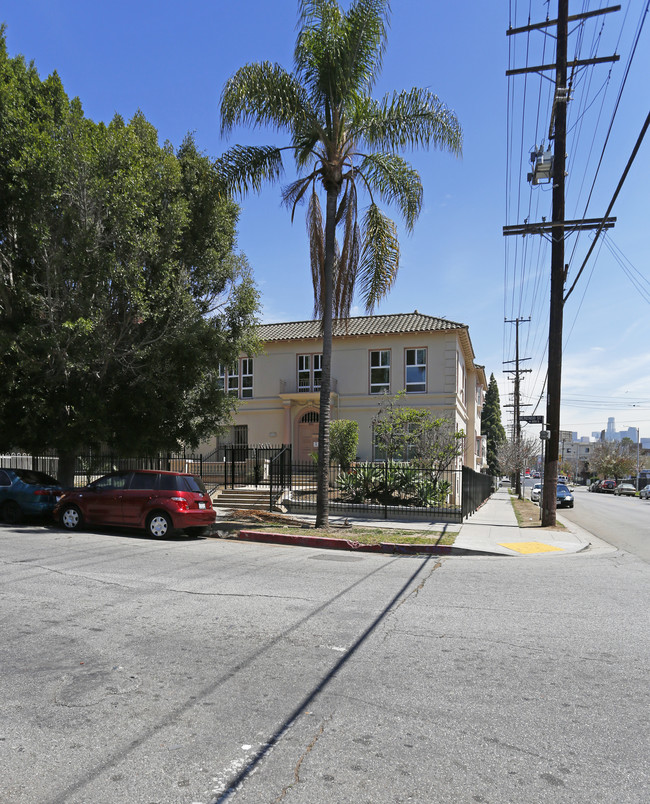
(481, 374, 507, 475)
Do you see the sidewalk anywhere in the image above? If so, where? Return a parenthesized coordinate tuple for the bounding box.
(452, 487, 591, 555)
(216, 487, 594, 556)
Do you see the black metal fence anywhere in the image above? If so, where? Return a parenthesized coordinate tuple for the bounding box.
(0, 451, 212, 489)
(461, 465, 496, 518)
(271, 456, 468, 521)
(213, 444, 290, 489)
(2, 447, 496, 520)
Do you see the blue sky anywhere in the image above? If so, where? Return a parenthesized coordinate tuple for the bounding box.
(3, 1, 649, 441)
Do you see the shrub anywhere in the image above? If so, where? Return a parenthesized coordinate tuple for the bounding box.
(330, 420, 359, 470)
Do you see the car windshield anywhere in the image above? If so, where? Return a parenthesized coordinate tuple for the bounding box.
(14, 469, 60, 486)
(557, 484, 570, 493)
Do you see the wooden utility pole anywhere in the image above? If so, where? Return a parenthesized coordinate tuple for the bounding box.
(541, 0, 568, 526)
(504, 2, 620, 525)
(504, 317, 531, 498)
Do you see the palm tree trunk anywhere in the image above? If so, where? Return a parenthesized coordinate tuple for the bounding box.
(315, 187, 338, 527)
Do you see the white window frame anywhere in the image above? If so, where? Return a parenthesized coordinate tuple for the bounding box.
(227, 363, 239, 397)
(297, 353, 322, 392)
(218, 360, 253, 399)
(405, 348, 427, 393)
(369, 349, 391, 394)
(240, 358, 253, 398)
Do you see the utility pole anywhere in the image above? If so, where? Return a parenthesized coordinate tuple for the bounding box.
(503, 2, 620, 525)
(504, 317, 531, 498)
(542, 0, 568, 527)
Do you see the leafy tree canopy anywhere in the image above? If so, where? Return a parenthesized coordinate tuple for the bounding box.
(590, 440, 637, 481)
(329, 419, 359, 469)
(372, 392, 465, 473)
(0, 30, 259, 469)
(497, 436, 540, 483)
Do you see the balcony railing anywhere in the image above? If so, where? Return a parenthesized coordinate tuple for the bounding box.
(279, 378, 338, 394)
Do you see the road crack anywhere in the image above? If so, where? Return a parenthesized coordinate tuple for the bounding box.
(272, 717, 329, 803)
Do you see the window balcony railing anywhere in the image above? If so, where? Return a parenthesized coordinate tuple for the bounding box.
(279, 377, 338, 394)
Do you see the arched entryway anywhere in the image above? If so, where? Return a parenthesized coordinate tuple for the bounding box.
(296, 410, 319, 462)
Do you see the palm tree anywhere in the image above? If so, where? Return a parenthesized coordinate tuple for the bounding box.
(219, 0, 462, 526)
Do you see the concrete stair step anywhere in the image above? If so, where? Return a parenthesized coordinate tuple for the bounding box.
(214, 489, 270, 510)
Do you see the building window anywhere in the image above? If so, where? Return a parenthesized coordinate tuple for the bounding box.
(297, 354, 322, 392)
(218, 360, 253, 399)
(298, 354, 310, 391)
(370, 350, 390, 394)
(227, 363, 239, 396)
(405, 348, 426, 393)
(241, 358, 253, 398)
(313, 354, 322, 391)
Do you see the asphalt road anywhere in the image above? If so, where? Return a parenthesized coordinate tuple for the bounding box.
(1, 522, 648, 804)
(521, 479, 650, 562)
(559, 486, 650, 562)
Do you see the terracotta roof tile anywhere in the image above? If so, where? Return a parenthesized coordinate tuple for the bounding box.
(258, 311, 466, 342)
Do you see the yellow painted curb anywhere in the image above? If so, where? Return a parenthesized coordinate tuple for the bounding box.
(499, 541, 564, 554)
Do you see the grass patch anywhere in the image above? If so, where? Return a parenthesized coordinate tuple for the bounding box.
(509, 494, 566, 531)
(213, 510, 458, 546)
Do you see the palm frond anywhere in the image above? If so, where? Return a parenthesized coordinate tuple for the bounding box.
(307, 189, 325, 317)
(220, 62, 313, 136)
(340, 0, 390, 94)
(335, 182, 350, 225)
(295, 0, 389, 132)
(282, 174, 318, 222)
(334, 181, 360, 318)
(217, 145, 284, 196)
(358, 153, 422, 231)
(358, 203, 399, 312)
(355, 88, 463, 155)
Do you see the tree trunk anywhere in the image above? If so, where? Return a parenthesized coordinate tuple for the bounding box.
(315, 187, 338, 528)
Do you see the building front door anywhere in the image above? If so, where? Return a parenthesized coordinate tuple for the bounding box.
(297, 410, 319, 462)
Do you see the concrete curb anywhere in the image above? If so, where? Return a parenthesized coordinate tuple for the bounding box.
(237, 529, 501, 556)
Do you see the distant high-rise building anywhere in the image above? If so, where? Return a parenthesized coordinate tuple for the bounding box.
(606, 417, 616, 441)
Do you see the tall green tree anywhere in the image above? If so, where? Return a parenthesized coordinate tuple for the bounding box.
(219, 0, 462, 525)
(0, 31, 259, 484)
(481, 373, 506, 475)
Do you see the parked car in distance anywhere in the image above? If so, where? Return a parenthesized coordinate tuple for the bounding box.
(556, 483, 574, 508)
(588, 481, 600, 492)
(640, 484, 650, 500)
(530, 483, 542, 502)
(532, 471, 540, 479)
(598, 480, 617, 493)
(0, 467, 63, 524)
(614, 483, 637, 497)
(54, 470, 215, 538)
(557, 475, 568, 484)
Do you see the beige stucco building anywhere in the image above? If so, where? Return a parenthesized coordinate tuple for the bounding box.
(206, 311, 487, 472)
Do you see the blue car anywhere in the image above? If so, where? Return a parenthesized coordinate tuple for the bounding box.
(0, 468, 63, 524)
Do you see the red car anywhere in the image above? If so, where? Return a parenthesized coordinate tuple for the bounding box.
(54, 470, 215, 538)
